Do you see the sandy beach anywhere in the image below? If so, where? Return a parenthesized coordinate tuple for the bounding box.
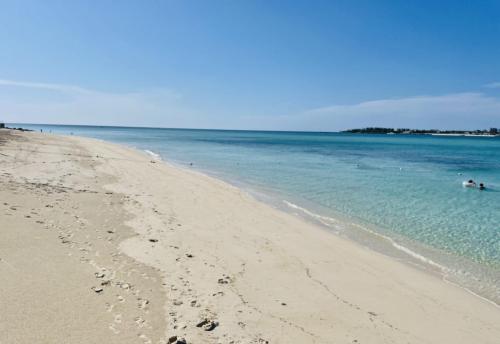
(1, 129, 499, 344)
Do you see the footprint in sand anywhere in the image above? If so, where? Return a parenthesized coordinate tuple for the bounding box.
(108, 324, 120, 334)
(138, 298, 149, 310)
(138, 333, 152, 344)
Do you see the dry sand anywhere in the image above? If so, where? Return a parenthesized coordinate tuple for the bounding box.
(0, 129, 499, 344)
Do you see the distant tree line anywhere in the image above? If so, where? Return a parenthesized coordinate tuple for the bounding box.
(343, 127, 499, 135)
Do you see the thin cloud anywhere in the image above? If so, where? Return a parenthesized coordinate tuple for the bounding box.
(483, 81, 500, 89)
(303, 92, 500, 130)
(242, 92, 500, 132)
(2, 78, 500, 131)
(0, 78, 196, 127)
(0, 79, 90, 94)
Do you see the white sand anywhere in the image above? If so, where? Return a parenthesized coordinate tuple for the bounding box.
(1, 129, 499, 344)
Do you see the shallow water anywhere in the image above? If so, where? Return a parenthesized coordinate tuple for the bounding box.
(14, 124, 500, 303)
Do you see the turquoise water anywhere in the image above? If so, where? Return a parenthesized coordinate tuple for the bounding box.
(13, 124, 500, 303)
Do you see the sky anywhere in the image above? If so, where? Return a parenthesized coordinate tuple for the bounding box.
(1, 0, 500, 131)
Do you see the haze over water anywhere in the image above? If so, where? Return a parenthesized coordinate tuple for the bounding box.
(17, 124, 500, 303)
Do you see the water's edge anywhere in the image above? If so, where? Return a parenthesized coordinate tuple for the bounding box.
(141, 149, 499, 307)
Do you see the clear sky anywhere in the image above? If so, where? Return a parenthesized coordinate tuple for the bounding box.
(1, 0, 500, 131)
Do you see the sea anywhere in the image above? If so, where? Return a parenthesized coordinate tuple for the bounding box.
(11, 124, 500, 305)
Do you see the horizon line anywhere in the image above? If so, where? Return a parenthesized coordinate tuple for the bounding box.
(5, 122, 499, 134)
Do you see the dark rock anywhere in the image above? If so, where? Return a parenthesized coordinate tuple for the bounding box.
(203, 321, 219, 331)
(196, 319, 218, 331)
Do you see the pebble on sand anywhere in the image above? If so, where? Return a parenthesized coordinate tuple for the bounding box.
(196, 319, 219, 331)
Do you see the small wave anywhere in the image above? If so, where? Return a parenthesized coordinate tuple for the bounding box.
(283, 200, 447, 271)
(283, 199, 500, 307)
(283, 200, 344, 230)
(144, 149, 162, 161)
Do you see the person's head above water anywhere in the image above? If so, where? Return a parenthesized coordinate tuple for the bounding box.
(468, 179, 474, 183)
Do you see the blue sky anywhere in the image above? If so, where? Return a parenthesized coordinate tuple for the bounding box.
(1, 0, 500, 130)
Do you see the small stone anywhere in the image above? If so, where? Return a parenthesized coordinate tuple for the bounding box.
(92, 287, 103, 293)
(196, 319, 218, 331)
(149, 238, 158, 243)
(95, 272, 105, 278)
(173, 300, 183, 306)
(168, 336, 177, 343)
(203, 320, 219, 331)
(176, 338, 187, 344)
(186, 253, 193, 258)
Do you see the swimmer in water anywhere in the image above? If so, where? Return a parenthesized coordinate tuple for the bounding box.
(463, 179, 476, 188)
(479, 183, 485, 190)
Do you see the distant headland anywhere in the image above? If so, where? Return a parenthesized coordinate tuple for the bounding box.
(343, 127, 499, 137)
(0, 123, 33, 132)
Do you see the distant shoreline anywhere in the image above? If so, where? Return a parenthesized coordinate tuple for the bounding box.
(429, 133, 498, 137)
(344, 127, 500, 137)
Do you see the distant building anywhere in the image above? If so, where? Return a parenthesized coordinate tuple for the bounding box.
(490, 128, 498, 134)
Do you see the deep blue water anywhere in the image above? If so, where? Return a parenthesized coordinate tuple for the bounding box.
(12, 124, 500, 302)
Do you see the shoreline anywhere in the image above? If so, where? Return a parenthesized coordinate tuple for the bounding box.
(142, 145, 500, 307)
(1, 129, 499, 343)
